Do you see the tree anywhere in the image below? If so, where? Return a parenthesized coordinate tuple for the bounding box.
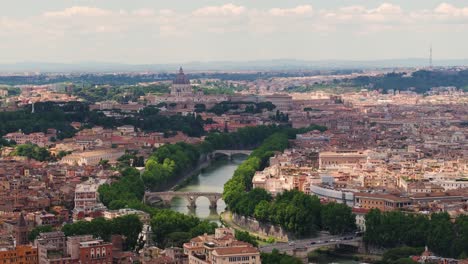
(28, 225, 53, 241)
(427, 213, 455, 257)
(12, 143, 51, 161)
(112, 214, 143, 250)
(261, 249, 302, 264)
(382, 247, 424, 264)
(62, 215, 142, 251)
(321, 202, 356, 235)
(235, 230, 258, 247)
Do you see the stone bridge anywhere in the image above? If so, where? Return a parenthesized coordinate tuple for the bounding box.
(212, 150, 252, 159)
(144, 191, 223, 209)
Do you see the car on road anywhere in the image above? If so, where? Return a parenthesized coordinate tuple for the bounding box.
(323, 240, 329, 243)
(330, 239, 336, 242)
(310, 241, 316, 245)
(288, 242, 295, 246)
(317, 240, 323, 243)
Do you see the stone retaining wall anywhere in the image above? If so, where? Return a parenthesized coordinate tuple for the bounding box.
(232, 213, 291, 241)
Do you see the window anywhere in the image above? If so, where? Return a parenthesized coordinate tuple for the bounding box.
(91, 249, 95, 259)
(102, 247, 106, 256)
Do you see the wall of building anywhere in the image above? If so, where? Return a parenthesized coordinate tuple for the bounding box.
(309, 185, 354, 206)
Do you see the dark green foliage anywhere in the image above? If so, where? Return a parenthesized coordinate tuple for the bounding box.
(365, 209, 468, 258)
(261, 249, 303, 264)
(194, 104, 206, 113)
(272, 110, 289, 122)
(150, 209, 217, 247)
(62, 215, 143, 250)
(195, 80, 248, 95)
(209, 101, 276, 115)
(29, 225, 53, 241)
(381, 247, 424, 264)
(268, 190, 322, 236)
(321, 202, 357, 235)
(12, 143, 51, 161)
(223, 132, 289, 210)
(89, 109, 206, 137)
(352, 70, 468, 94)
(117, 152, 145, 168)
(98, 167, 145, 208)
(0, 102, 206, 139)
(235, 230, 258, 247)
(71, 83, 170, 103)
(142, 142, 200, 190)
(0, 102, 81, 139)
(0, 137, 15, 147)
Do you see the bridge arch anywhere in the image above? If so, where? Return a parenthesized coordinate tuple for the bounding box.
(144, 191, 223, 209)
(211, 150, 252, 160)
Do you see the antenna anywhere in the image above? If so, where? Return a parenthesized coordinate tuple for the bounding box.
(429, 44, 433, 69)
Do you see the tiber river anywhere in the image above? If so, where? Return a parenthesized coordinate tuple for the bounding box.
(169, 155, 246, 220)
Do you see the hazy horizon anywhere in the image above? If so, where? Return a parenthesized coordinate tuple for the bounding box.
(1, 1, 468, 64)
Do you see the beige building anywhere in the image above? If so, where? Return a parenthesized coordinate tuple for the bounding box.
(60, 149, 124, 166)
(319, 151, 368, 170)
(3, 131, 49, 147)
(184, 228, 260, 264)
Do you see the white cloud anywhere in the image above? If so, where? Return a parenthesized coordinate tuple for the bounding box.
(434, 3, 468, 16)
(43, 6, 113, 18)
(268, 5, 313, 16)
(2, 3, 468, 44)
(192, 4, 246, 17)
(132, 8, 155, 17)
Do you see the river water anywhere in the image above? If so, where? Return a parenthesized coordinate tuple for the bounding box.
(170, 156, 246, 220)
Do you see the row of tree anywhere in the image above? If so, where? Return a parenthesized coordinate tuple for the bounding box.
(261, 249, 303, 264)
(70, 83, 170, 103)
(0, 102, 209, 138)
(151, 209, 217, 247)
(62, 214, 143, 251)
(11, 143, 52, 161)
(208, 101, 276, 115)
(142, 142, 201, 190)
(365, 209, 468, 259)
(351, 70, 468, 94)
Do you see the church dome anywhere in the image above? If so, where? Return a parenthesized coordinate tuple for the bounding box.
(173, 67, 190, 85)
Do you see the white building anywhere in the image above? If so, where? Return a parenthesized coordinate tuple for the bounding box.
(73, 179, 107, 215)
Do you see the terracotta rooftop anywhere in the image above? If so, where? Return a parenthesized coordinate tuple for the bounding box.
(213, 246, 259, 256)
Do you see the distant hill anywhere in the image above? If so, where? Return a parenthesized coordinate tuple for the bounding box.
(0, 59, 467, 73)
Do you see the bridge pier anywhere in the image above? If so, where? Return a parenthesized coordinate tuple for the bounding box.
(186, 196, 197, 209)
(209, 199, 218, 209)
(161, 198, 172, 207)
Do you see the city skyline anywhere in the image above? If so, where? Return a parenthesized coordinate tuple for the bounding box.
(1, 0, 468, 64)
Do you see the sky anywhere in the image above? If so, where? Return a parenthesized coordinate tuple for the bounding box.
(0, 0, 467, 64)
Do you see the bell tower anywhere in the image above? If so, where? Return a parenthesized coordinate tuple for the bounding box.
(15, 212, 29, 245)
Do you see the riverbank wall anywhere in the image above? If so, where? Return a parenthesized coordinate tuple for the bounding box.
(231, 213, 292, 241)
(170, 155, 216, 191)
